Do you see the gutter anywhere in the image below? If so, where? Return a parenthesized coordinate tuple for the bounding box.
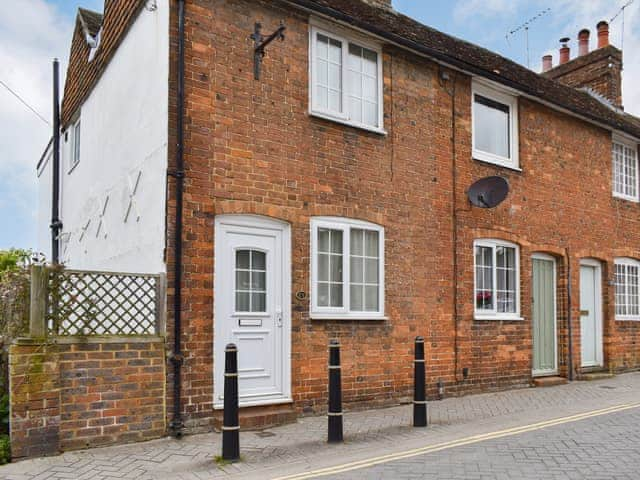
(168, 0, 186, 437)
(285, 0, 640, 141)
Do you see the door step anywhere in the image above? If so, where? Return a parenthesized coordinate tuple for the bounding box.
(213, 403, 297, 431)
(579, 372, 615, 381)
(533, 376, 568, 387)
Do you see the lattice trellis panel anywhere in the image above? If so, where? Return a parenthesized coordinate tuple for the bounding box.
(47, 269, 162, 336)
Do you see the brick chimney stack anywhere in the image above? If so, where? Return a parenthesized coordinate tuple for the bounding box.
(559, 38, 571, 65)
(597, 21, 610, 48)
(578, 29, 590, 56)
(542, 21, 623, 109)
(542, 55, 553, 72)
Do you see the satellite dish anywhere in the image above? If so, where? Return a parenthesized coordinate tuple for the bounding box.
(467, 176, 509, 208)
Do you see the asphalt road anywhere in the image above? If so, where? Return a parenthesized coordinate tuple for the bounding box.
(329, 407, 640, 480)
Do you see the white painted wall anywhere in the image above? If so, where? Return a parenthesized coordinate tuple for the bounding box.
(38, 2, 169, 274)
(36, 144, 53, 260)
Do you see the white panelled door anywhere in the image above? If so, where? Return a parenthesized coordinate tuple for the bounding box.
(214, 216, 291, 408)
(580, 261, 603, 368)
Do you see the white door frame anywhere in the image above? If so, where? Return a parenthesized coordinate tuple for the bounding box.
(532, 253, 558, 377)
(579, 258, 604, 368)
(213, 214, 292, 408)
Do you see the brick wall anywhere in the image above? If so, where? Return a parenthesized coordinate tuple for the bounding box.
(162, 0, 640, 433)
(10, 340, 166, 459)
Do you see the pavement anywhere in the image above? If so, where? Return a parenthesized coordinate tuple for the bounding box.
(2, 373, 640, 480)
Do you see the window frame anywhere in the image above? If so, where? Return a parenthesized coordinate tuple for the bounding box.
(473, 239, 522, 321)
(69, 117, 81, 173)
(471, 80, 520, 170)
(612, 134, 639, 202)
(309, 22, 385, 135)
(614, 257, 640, 321)
(233, 248, 268, 315)
(310, 217, 385, 320)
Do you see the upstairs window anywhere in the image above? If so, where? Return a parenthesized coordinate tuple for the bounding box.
(69, 118, 81, 172)
(615, 258, 640, 320)
(310, 25, 383, 133)
(472, 80, 519, 169)
(310, 217, 385, 319)
(474, 239, 520, 320)
(612, 138, 639, 201)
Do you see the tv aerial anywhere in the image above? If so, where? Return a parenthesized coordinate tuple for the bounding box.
(506, 7, 551, 69)
(467, 176, 510, 208)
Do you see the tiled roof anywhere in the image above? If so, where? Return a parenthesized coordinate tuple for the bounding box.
(61, 1, 145, 127)
(289, 0, 640, 139)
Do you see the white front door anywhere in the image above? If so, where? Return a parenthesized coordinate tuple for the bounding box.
(580, 261, 603, 368)
(214, 215, 291, 408)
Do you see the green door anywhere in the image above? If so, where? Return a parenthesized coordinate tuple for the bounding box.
(532, 256, 557, 376)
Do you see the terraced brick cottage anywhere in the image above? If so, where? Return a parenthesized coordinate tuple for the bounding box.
(34, 0, 640, 448)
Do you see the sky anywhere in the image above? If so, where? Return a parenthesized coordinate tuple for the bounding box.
(0, 0, 638, 251)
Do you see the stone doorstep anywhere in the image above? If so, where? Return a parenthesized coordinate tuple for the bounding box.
(532, 376, 569, 387)
(579, 372, 616, 381)
(212, 403, 297, 431)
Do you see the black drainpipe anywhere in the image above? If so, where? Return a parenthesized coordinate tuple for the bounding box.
(169, 0, 186, 437)
(51, 58, 62, 264)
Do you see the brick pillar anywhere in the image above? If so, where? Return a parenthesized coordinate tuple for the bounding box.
(9, 342, 60, 459)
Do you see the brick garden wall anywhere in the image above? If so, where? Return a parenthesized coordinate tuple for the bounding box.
(162, 0, 640, 433)
(10, 340, 166, 459)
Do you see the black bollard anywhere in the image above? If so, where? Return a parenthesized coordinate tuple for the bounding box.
(413, 336, 427, 427)
(328, 339, 343, 443)
(222, 343, 240, 461)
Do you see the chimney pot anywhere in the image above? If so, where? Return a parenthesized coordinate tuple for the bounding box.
(542, 55, 553, 72)
(578, 29, 590, 56)
(559, 37, 571, 65)
(597, 21, 609, 48)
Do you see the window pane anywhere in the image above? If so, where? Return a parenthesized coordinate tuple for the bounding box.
(328, 90, 341, 112)
(615, 264, 626, 316)
(365, 258, 378, 283)
(347, 43, 378, 127)
(318, 283, 329, 307)
(351, 229, 364, 255)
(496, 246, 516, 313)
(318, 254, 329, 282)
(315, 33, 342, 113)
(251, 272, 266, 290)
(350, 256, 363, 283)
(330, 284, 343, 307)
(475, 246, 493, 311)
(350, 284, 363, 311)
(328, 37, 342, 63)
(252, 293, 266, 312)
(630, 266, 639, 316)
(331, 230, 343, 254)
(318, 228, 331, 252)
(236, 292, 250, 312)
(236, 271, 250, 290)
(330, 254, 343, 282)
(252, 251, 265, 270)
(474, 94, 510, 159)
(236, 250, 250, 269)
(364, 285, 379, 311)
(365, 231, 379, 257)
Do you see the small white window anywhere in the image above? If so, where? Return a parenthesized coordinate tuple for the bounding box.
(472, 80, 519, 169)
(474, 239, 521, 320)
(69, 118, 81, 172)
(310, 217, 385, 319)
(615, 258, 640, 320)
(310, 25, 383, 133)
(612, 137, 639, 202)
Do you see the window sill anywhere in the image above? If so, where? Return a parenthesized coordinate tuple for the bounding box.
(310, 314, 388, 321)
(615, 317, 640, 322)
(474, 315, 524, 321)
(472, 152, 521, 172)
(309, 111, 387, 136)
(612, 193, 640, 203)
